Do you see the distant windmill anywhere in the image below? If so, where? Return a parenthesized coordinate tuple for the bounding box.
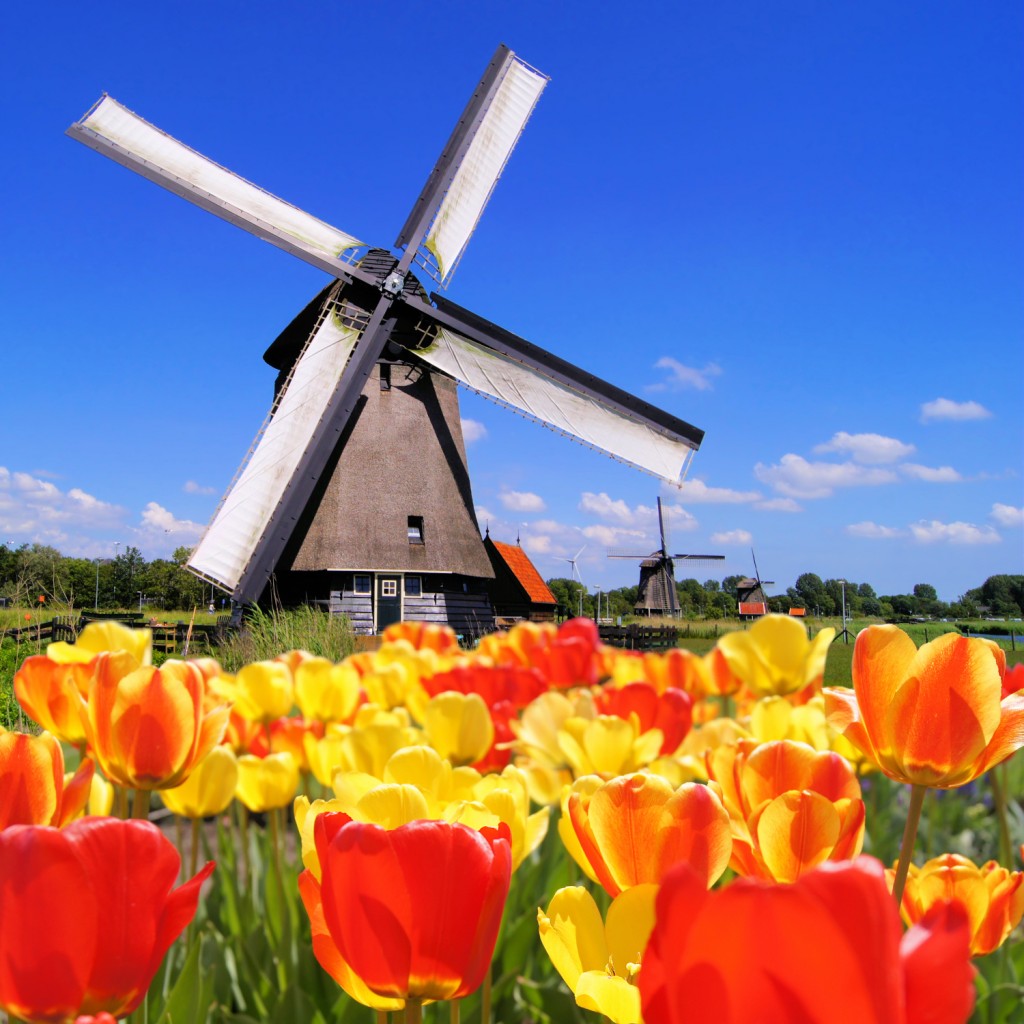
(566, 545, 586, 617)
(68, 46, 707, 635)
(736, 549, 775, 617)
(609, 498, 724, 617)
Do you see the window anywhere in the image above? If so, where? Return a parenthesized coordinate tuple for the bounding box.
(407, 515, 424, 544)
(381, 579, 398, 598)
(404, 576, 422, 597)
(353, 574, 371, 595)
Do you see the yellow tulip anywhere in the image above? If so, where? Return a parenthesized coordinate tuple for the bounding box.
(236, 752, 299, 812)
(469, 765, 550, 870)
(422, 691, 494, 766)
(47, 620, 152, 666)
(294, 657, 361, 724)
(558, 715, 663, 778)
(161, 745, 238, 818)
(717, 615, 835, 697)
(538, 884, 657, 1024)
(212, 660, 294, 724)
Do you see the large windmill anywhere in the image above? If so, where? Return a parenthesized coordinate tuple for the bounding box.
(68, 45, 707, 634)
(609, 498, 724, 617)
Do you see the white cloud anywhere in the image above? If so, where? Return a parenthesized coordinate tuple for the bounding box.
(813, 432, 915, 465)
(461, 418, 488, 444)
(138, 502, 204, 539)
(499, 489, 546, 513)
(674, 479, 761, 503)
(920, 398, 993, 423)
(846, 521, 904, 539)
(909, 520, 1001, 545)
(582, 524, 648, 547)
(754, 497, 803, 512)
(991, 504, 1024, 527)
(899, 463, 962, 483)
(649, 357, 722, 392)
(579, 491, 635, 525)
(183, 480, 217, 496)
(754, 455, 898, 499)
(710, 529, 753, 545)
(0, 466, 124, 537)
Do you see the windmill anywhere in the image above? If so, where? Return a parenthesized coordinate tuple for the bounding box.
(736, 549, 775, 617)
(565, 545, 586, 618)
(609, 497, 724, 617)
(67, 45, 707, 635)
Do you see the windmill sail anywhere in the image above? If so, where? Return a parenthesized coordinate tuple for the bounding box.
(188, 298, 361, 592)
(396, 47, 548, 286)
(67, 96, 368, 280)
(414, 301, 703, 485)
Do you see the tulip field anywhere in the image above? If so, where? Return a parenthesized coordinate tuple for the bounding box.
(1, 614, 1022, 1024)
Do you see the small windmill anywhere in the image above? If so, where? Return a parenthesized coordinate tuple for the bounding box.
(566, 545, 586, 617)
(609, 498, 724, 617)
(737, 549, 775, 617)
(68, 46, 707, 634)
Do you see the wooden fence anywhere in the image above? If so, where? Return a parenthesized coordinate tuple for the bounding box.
(1, 614, 227, 655)
(598, 624, 681, 650)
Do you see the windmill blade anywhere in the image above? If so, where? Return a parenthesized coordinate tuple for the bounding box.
(395, 46, 547, 287)
(657, 496, 668, 558)
(671, 554, 726, 561)
(413, 298, 704, 485)
(67, 96, 376, 286)
(188, 292, 364, 593)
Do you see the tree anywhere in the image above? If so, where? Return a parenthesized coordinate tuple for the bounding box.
(792, 573, 827, 615)
(721, 575, 744, 599)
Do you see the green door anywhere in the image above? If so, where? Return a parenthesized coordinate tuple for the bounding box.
(376, 575, 402, 632)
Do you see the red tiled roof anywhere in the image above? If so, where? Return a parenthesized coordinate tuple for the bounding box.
(789, 607, 807, 617)
(490, 540, 557, 605)
(738, 602, 768, 616)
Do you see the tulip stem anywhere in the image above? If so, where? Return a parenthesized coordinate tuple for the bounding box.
(481, 965, 492, 1024)
(989, 764, 1014, 868)
(405, 999, 423, 1024)
(450, 1000, 460, 1024)
(891, 783, 927, 907)
(131, 787, 151, 820)
(190, 816, 201, 879)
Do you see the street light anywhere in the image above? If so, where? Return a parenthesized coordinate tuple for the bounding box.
(836, 579, 853, 644)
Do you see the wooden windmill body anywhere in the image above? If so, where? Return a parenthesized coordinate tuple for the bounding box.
(609, 498, 724, 618)
(69, 46, 708, 634)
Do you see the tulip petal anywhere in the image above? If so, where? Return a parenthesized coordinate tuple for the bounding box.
(576, 972, 642, 1024)
(0, 731, 62, 828)
(901, 901, 975, 1024)
(755, 791, 841, 883)
(538, 886, 608, 990)
(852, 625, 917, 751)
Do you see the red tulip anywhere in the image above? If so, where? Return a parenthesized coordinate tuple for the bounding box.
(306, 812, 511, 1002)
(0, 817, 213, 1023)
(640, 856, 975, 1024)
(594, 681, 693, 754)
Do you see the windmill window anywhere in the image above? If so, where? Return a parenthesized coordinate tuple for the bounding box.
(407, 516, 424, 544)
(353, 574, 371, 595)
(404, 576, 422, 597)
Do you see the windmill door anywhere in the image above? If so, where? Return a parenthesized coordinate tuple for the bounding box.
(376, 576, 402, 632)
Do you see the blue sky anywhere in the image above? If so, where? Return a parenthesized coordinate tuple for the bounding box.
(2, 1, 1021, 602)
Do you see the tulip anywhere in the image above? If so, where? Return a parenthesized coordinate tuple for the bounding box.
(382, 620, 460, 653)
(304, 812, 511, 1003)
(13, 657, 91, 747)
(235, 752, 300, 813)
(558, 714, 664, 778)
(717, 614, 835, 697)
(705, 738, 865, 883)
(892, 853, 1024, 957)
(539, 884, 656, 1024)
(47, 621, 152, 667)
(824, 627, 1022, 789)
(294, 656, 361, 724)
(640, 856, 975, 1024)
(594, 681, 693, 755)
(0, 817, 213, 1022)
(210, 659, 294, 723)
(84, 655, 230, 791)
(0, 729, 93, 829)
(160, 745, 238, 819)
(422, 691, 494, 766)
(568, 773, 731, 896)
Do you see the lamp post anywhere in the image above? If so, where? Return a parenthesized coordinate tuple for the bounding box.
(837, 578, 852, 644)
(94, 558, 100, 610)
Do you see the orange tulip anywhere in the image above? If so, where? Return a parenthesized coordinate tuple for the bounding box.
(892, 853, 1024, 957)
(382, 621, 461, 653)
(13, 656, 91, 746)
(824, 627, 1023, 788)
(705, 738, 864, 883)
(567, 773, 731, 896)
(640, 856, 975, 1024)
(0, 729, 93, 829)
(84, 654, 230, 790)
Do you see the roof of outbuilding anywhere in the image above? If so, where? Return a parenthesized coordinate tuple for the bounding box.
(488, 539, 557, 605)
